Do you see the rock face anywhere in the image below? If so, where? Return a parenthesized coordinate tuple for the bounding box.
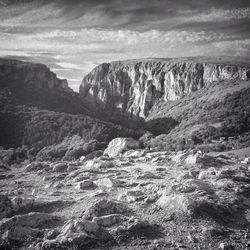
(0, 58, 90, 115)
(0, 59, 71, 92)
(80, 58, 250, 118)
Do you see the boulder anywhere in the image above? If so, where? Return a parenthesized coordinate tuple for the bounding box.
(241, 157, 250, 164)
(85, 159, 115, 169)
(76, 180, 95, 190)
(94, 177, 124, 188)
(92, 214, 127, 227)
(118, 190, 145, 202)
(83, 199, 132, 220)
(198, 168, 217, 180)
(40, 218, 111, 249)
(157, 193, 197, 216)
(104, 137, 139, 157)
(52, 162, 68, 172)
(0, 212, 61, 241)
(60, 218, 110, 240)
(185, 154, 200, 165)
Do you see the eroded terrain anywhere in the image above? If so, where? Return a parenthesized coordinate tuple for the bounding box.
(1, 148, 250, 250)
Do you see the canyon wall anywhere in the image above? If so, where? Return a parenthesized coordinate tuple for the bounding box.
(80, 58, 250, 118)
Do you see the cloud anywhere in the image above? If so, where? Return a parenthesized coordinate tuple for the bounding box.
(1, 0, 250, 91)
(184, 7, 250, 23)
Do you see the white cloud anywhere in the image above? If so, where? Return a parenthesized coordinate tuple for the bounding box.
(186, 8, 250, 23)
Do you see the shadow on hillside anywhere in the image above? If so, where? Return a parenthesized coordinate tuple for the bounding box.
(145, 117, 179, 136)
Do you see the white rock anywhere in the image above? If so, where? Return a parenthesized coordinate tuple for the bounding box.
(94, 178, 123, 188)
(92, 214, 127, 227)
(157, 193, 196, 216)
(185, 155, 199, 165)
(80, 155, 86, 162)
(104, 137, 139, 157)
(241, 157, 250, 164)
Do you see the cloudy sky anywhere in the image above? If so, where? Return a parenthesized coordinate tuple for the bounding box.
(0, 0, 250, 91)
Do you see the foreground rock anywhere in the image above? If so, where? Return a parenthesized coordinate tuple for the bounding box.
(0, 212, 61, 247)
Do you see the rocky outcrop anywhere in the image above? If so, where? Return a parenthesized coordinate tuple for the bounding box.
(0, 59, 142, 150)
(80, 57, 250, 119)
(0, 58, 71, 92)
(0, 58, 90, 114)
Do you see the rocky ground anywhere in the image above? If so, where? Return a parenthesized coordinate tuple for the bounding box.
(1, 147, 250, 249)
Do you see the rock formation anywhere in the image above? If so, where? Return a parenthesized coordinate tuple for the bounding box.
(0, 58, 141, 151)
(0, 58, 71, 92)
(0, 58, 91, 115)
(80, 57, 250, 119)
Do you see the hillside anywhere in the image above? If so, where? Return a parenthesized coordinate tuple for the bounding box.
(0, 59, 142, 162)
(0, 57, 250, 250)
(80, 57, 250, 151)
(147, 80, 250, 151)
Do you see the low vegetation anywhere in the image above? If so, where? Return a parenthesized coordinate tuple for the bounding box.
(146, 80, 250, 152)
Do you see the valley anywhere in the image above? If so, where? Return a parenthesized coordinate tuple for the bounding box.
(0, 57, 250, 249)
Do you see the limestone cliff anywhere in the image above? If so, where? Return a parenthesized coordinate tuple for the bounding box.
(0, 58, 90, 114)
(80, 57, 250, 119)
(0, 58, 72, 92)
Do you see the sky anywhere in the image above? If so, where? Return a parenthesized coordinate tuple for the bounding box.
(0, 0, 250, 91)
